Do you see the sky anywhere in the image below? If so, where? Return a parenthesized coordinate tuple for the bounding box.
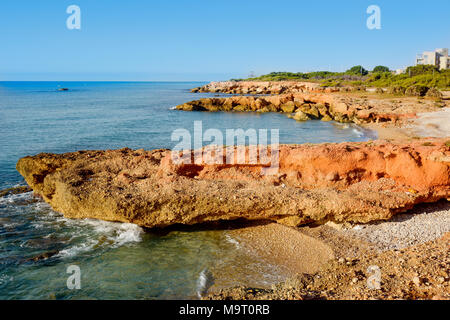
(0, 0, 449, 81)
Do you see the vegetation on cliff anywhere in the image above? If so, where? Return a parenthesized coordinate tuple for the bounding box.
(233, 65, 450, 90)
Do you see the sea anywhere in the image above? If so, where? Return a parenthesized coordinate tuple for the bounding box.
(0, 81, 374, 299)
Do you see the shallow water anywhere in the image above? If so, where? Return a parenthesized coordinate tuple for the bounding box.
(0, 81, 373, 299)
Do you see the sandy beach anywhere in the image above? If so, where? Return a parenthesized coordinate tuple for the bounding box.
(205, 93, 450, 300)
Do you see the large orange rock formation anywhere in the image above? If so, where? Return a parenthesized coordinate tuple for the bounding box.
(16, 139, 449, 228)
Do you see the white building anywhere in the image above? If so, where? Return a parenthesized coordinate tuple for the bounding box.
(416, 48, 449, 70)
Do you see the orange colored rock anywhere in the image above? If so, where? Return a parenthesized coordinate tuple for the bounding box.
(16, 139, 450, 228)
(191, 81, 322, 94)
(176, 92, 441, 124)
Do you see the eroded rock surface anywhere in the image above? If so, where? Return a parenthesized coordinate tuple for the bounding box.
(16, 139, 450, 228)
(191, 81, 323, 94)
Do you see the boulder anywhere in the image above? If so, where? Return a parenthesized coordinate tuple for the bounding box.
(16, 139, 450, 229)
(405, 85, 429, 97)
(280, 101, 296, 113)
(425, 87, 443, 99)
(292, 110, 311, 121)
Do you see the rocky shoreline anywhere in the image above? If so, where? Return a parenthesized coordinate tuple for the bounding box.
(16, 139, 450, 229)
(190, 81, 323, 94)
(206, 231, 449, 300)
(15, 80, 450, 300)
(177, 91, 444, 125)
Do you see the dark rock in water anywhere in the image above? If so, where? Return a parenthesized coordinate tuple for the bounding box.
(0, 186, 32, 197)
(0, 255, 24, 267)
(25, 250, 59, 262)
(24, 236, 69, 250)
(58, 88, 69, 91)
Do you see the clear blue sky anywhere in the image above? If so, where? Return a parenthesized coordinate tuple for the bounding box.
(1, 0, 449, 81)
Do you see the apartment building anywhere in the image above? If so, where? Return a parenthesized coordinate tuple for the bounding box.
(416, 48, 449, 70)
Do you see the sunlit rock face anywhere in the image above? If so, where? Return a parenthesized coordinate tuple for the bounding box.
(17, 139, 450, 228)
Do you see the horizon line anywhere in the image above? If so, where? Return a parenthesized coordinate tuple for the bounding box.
(0, 80, 213, 82)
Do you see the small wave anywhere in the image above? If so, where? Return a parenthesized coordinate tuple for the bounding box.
(196, 268, 215, 298)
(0, 274, 14, 287)
(352, 128, 364, 137)
(224, 233, 240, 248)
(79, 220, 143, 247)
(56, 219, 143, 258)
(30, 222, 44, 229)
(0, 191, 33, 204)
(1, 222, 20, 228)
(56, 241, 97, 258)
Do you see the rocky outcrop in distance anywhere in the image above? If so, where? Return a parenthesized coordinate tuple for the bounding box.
(191, 81, 324, 94)
(177, 92, 440, 124)
(16, 139, 450, 229)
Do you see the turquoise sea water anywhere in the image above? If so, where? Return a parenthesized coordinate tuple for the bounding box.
(0, 81, 374, 299)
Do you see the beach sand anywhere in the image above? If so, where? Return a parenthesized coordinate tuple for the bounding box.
(207, 104, 450, 299)
(227, 223, 334, 276)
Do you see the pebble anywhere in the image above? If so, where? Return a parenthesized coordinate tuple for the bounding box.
(345, 202, 450, 251)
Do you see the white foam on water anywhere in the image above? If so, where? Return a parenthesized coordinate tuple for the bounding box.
(196, 268, 215, 298)
(2, 194, 146, 259)
(56, 219, 143, 258)
(352, 128, 364, 137)
(0, 191, 33, 204)
(79, 219, 143, 247)
(0, 274, 14, 287)
(56, 240, 97, 258)
(32, 201, 52, 211)
(1, 222, 20, 228)
(30, 222, 44, 229)
(224, 233, 240, 248)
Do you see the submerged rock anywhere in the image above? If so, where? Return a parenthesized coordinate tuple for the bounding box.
(16, 140, 450, 229)
(0, 186, 32, 197)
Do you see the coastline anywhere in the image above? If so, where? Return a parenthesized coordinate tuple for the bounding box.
(9, 81, 450, 300)
(187, 81, 449, 299)
(362, 106, 450, 140)
(208, 200, 449, 299)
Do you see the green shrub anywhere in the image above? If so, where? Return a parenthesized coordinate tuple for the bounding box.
(405, 65, 439, 76)
(346, 65, 369, 76)
(425, 87, 443, 99)
(373, 66, 390, 73)
(387, 86, 406, 95)
(237, 66, 450, 90)
(405, 85, 429, 97)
